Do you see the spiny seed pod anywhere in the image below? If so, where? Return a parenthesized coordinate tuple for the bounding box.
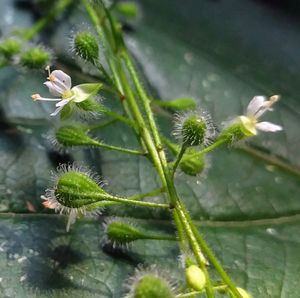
(152, 97, 196, 111)
(20, 47, 50, 69)
(0, 38, 22, 59)
(103, 218, 145, 247)
(185, 265, 206, 291)
(42, 164, 107, 231)
(125, 265, 176, 298)
(73, 31, 99, 63)
(174, 110, 215, 147)
(179, 152, 205, 176)
(55, 124, 98, 147)
(55, 170, 109, 209)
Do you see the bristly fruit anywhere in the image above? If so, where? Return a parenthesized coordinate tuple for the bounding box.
(73, 31, 99, 64)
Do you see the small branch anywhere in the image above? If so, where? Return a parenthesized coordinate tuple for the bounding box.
(104, 196, 170, 209)
(94, 142, 146, 156)
(96, 105, 136, 128)
(172, 145, 187, 176)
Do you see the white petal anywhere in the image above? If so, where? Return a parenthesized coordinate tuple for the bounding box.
(44, 81, 64, 97)
(50, 105, 65, 116)
(256, 121, 283, 132)
(246, 96, 266, 116)
(55, 98, 71, 107)
(51, 70, 72, 90)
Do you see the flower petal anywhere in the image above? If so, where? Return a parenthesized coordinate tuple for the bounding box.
(50, 105, 65, 117)
(256, 121, 283, 132)
(55, 98, 71, 107)
(246, 96, 266, 117)
(44, 81, 64, 97)
(72, 83, 102, 103)
(51, 70, 72, 90)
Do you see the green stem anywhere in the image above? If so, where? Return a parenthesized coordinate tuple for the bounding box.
(145, 234, 177, 241)
(88, 119, 118, 131)
(175, 207, 213, 298)
(24, 0, 73, 40)
(172, 145, 187, 175)
(128, 187, 165, 201)
(96, 105, 136, 128)
(161, 135, 180, 156)
(102, 196, 170, 209)
(94, 141, 146, 156)
(122, 51, 163, 150)
(83, 2, 242, 298)
(87, 187, 164, 208)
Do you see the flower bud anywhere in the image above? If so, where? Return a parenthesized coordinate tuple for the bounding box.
(73, 31, 99, 63)
(179, 152, 205, 176)
(55, 124, 98, 147)
(104, 219, 145, 247)
(0, 38, 21, 59)
(56, 170, 109, 209)
(185, 265, 206, 291)
(125, 266, 175, 298)
(152, 98, 196, 111)
(116, 2, 138, 18)
(174, 110, 215, 147)
(20, 47, 50, 69)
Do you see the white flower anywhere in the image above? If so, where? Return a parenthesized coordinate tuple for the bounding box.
(31, 66, 101, 116)
(239, 95, 283, 136)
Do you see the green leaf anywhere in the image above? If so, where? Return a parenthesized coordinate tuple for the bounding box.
(0, 0, 299, 297)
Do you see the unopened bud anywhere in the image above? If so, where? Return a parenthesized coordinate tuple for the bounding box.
(55, 125, 98, 147)
(74, 31, 99, 63)
(179, 152, 205, 176)
(116, 2, 138, 18)
(20, 47, 50, 68)
(185, 265, 206, 291)
(153, 98, 196, 111)
(104, 219, 145, 246)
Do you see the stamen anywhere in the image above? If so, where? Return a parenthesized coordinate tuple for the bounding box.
(31, 94, 41, 101)
(45, 65, 51, 77)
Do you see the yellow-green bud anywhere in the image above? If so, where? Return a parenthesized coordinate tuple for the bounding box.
(55, 125, 98, 147)
(134, 275, 174, 298)
(153, 98, 196, 111)
(0, 38, 21, 59)
(20, 47, 49, 68)
(56, 171, 110, 209)
(179, 152, 204, 176)
(185, 265, 206, 291)
(74, 31, 99, 63)
(105, 220, 145, 246)
(116, 2, 138, 18)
